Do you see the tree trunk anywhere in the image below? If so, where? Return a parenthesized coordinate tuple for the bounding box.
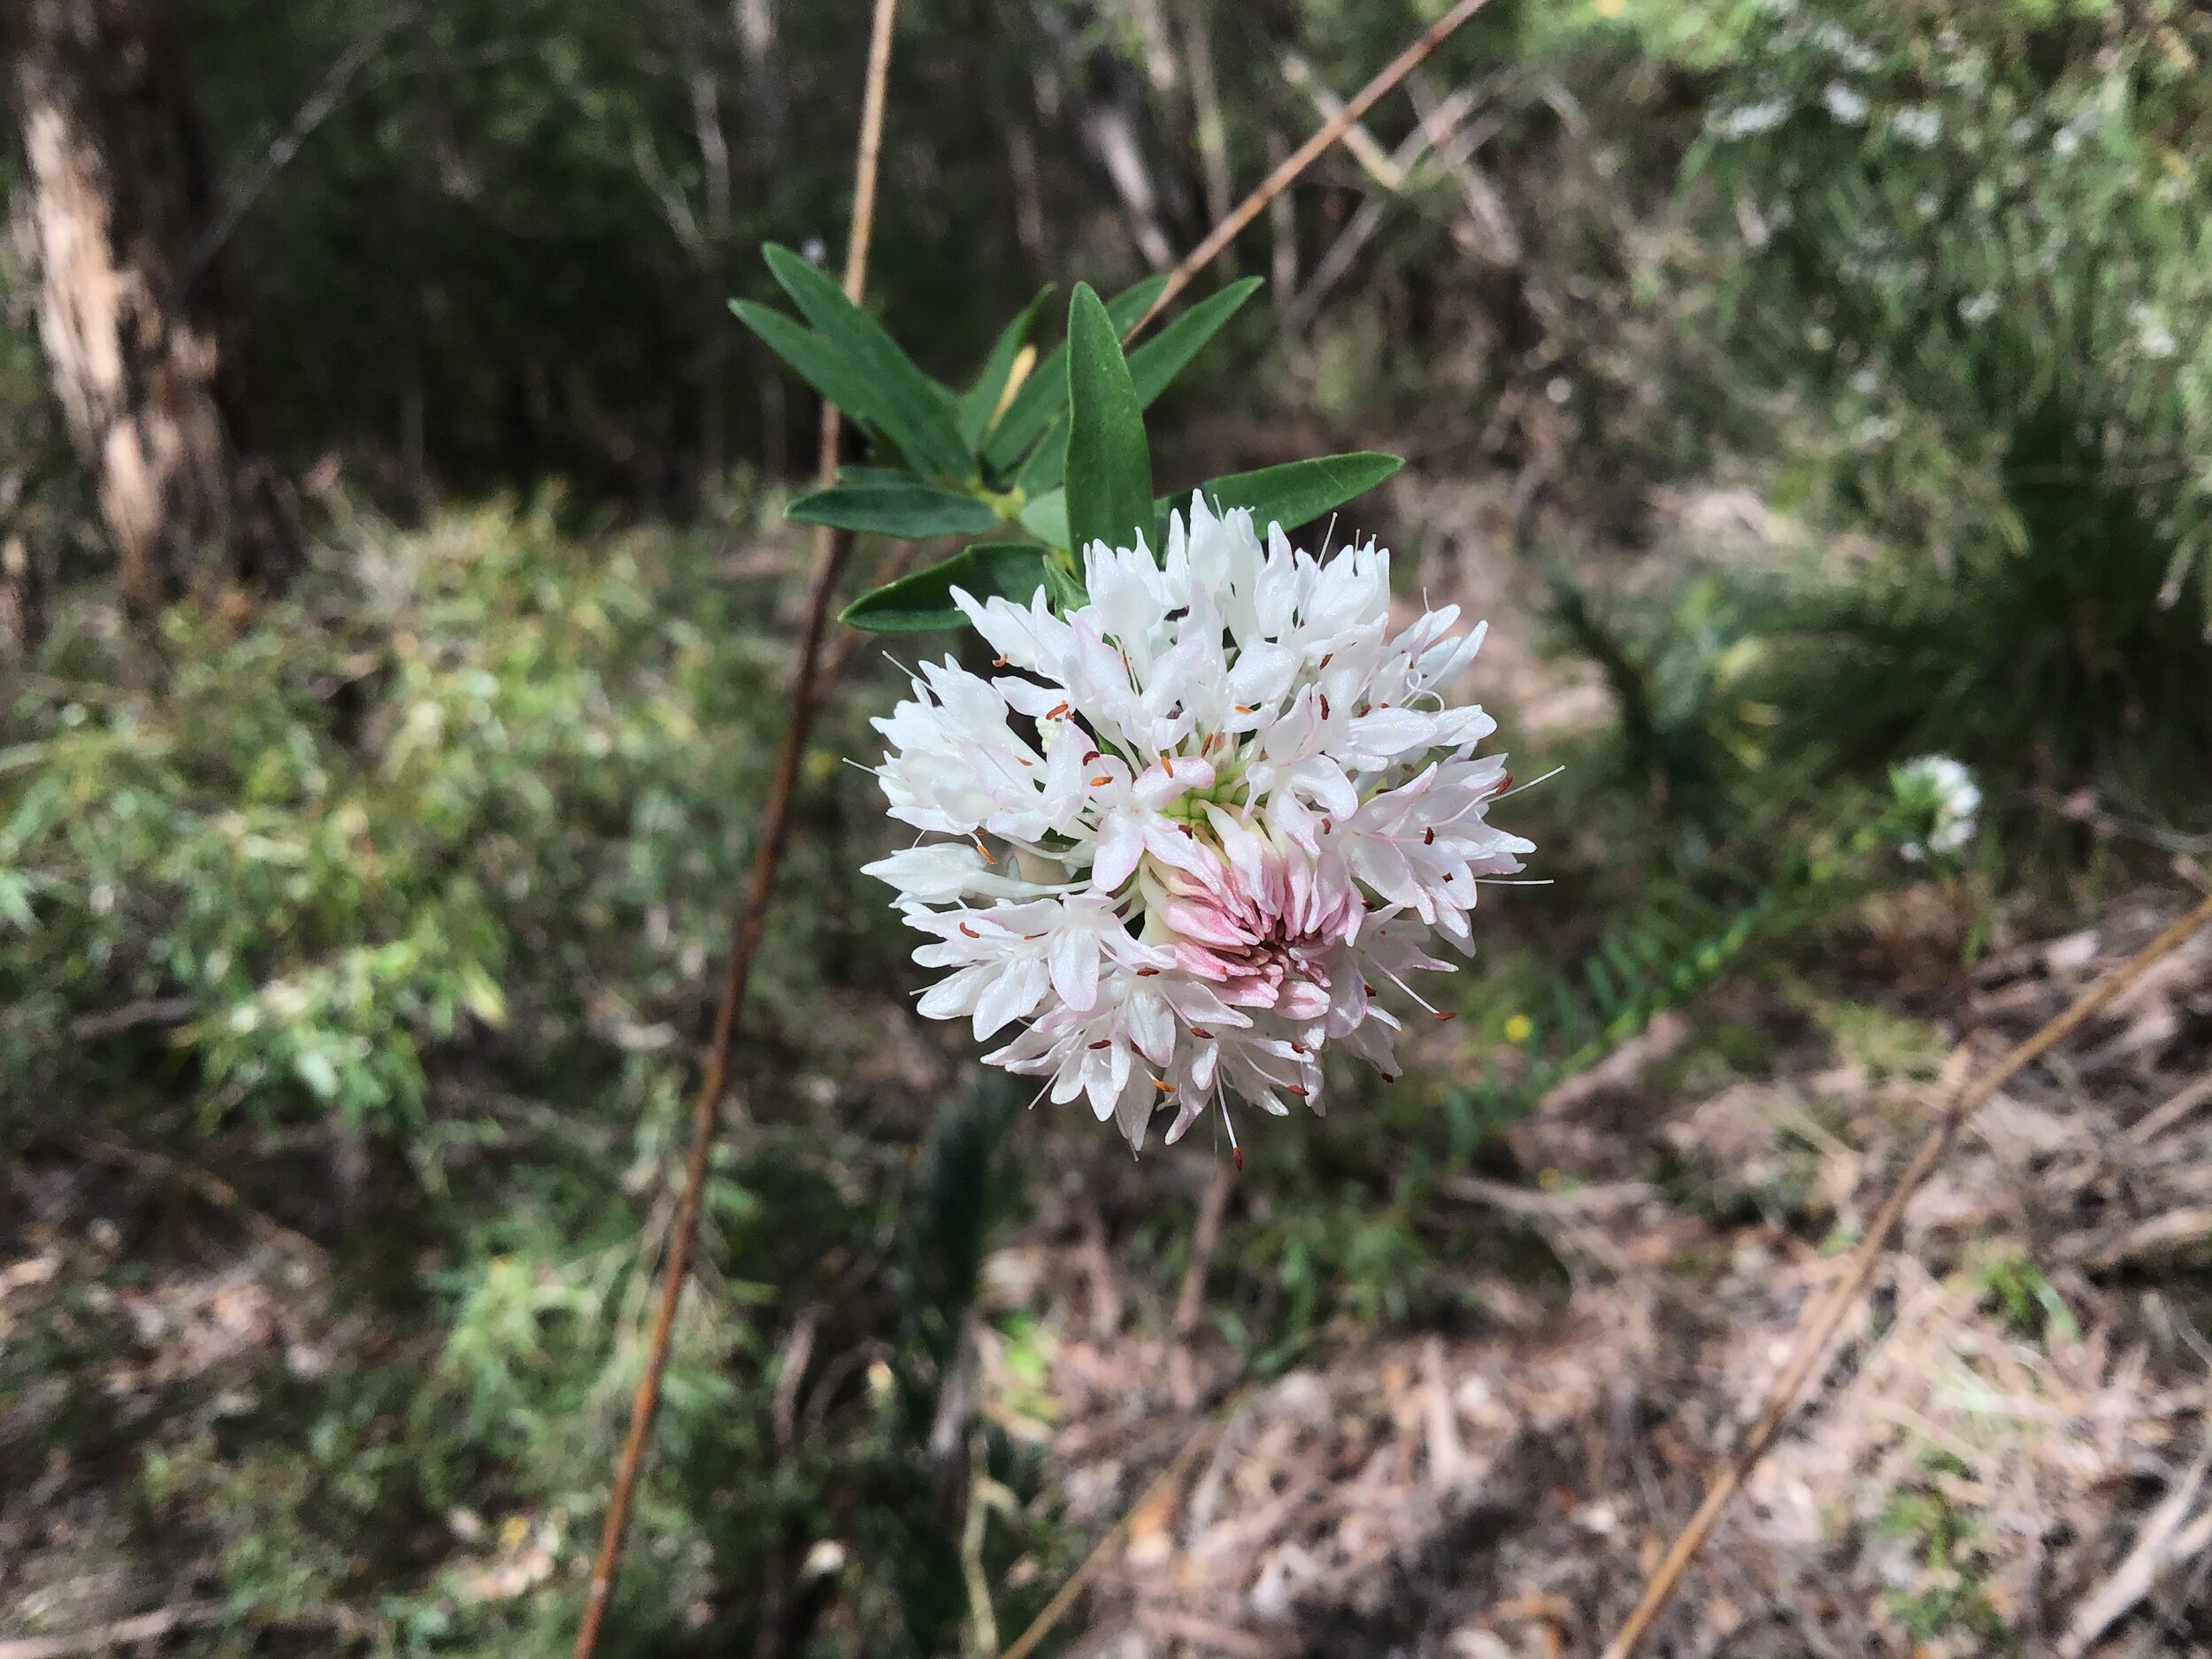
(8, 0, 298, 611)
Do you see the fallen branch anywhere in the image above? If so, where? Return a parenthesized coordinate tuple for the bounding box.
(1598, 889, 2212, 1659)
(2124, 1068, 2212, 1147)
(71, 1133, 327, 1267)
(1440, 1174, 1656, 1219)
(570, 2, 901, 1652)
(2061, 1438, 2212, 1657)
(1279, 83, 1487, 337)
(68, 995, 195, 1040)
(2070, 1206, 2212, 1273)
(1279, 54, 1404, 189)
(183, 10, 413, 288)
(0, 1603, 220, 1659)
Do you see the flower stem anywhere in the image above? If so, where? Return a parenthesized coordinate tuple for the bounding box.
(570, 3, 902, 1653)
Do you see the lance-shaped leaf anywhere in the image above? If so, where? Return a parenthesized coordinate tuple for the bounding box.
(839, 542, 1051, 633)
(1010, 278, 1262, 497)
(960, 286, 1054, 450)
(1064, 284, 1154, 557)
(1013, 418, 1070, 496)
(787, 476, 1002, 539)
(982, 275, 1166, 473)
(1128, 276, 1261, 406)
(1017, 488, 1069, 552)
(753, 243, 974, 480)
(1042, 554, 1088, 613)
(732, 302, 910, 463)
(1170, 452, 1404, 539)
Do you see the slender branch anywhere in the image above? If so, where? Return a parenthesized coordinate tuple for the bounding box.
(1598, 890, 2212, 1659)
(1180, 5, 1234, 234)
(1125, 0, 1498, 341)
(822, 540, 916, 683)
(1280, 53, 1403, 190)
(1280, 88, 1487, 337)
(1169, 1164, 1233, 1409)
(182, 9, 414, 290)
(570, 3, 901, 1652)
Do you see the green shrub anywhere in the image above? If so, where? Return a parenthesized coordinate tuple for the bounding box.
(0, 498, 959, 1653)
(1661, 0, 2212, 825)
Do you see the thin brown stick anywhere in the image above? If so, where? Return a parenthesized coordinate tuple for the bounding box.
(821, 538, 916, 684)
(1126, 0, 1497, 340)
(1599, 889, 2212, 1659)
(998, 1396, 1240, 1659)
(1169, 1164, 1233, 1409)
(571, 3, 900, 1652)
(0, 1603, 221, 1659)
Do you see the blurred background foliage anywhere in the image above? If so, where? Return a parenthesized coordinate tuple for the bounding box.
(4, 0, 2210, 1654)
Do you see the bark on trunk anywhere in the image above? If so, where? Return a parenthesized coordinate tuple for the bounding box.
(8, 0, 298, 610)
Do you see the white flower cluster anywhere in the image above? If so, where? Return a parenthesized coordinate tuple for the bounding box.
(1894, 753, 1981, 861)
(863, 496, 1531, 1154)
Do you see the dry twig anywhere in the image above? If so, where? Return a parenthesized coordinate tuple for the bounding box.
(2061, 1435, 2212, 1657)
(1279, 84, 1486, 337)
(1128, 0, 1500, 340)
(70, 1133, 327, 1267)
(571, 2, 901, 1650)
(1598, 890, 2212, 1659)
(1170, 1164, 1235, 1408)
(2124, 1068, 2212, 1147)
(0, 1604, 221, 1659)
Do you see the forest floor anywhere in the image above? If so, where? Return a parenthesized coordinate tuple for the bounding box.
(959, 480, 2212, 1659)
(982, 891, 2212, 1658)
(6, 482, 2211, 1657)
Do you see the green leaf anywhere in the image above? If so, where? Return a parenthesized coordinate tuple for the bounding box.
(1018, 488, 1070, 551)
(0, 870, 35, 933)
(732, 302, 903, 457)
(1064, 284, 1154, 557)
(1126, 277, 1261, 406)
(788, 477, 1002, 538)
(1042, 555, 1088, 612)
(839, 542, 1050, 633)
(755, 244, 974, 480)
(1014, 418, 1071, 495)
(1004, 278, 1258, 498)
(960, 286, 1054, 450)
(459, 964, 509, 1029)
(296, 1048, 341, 1101)
(982, 275, 1167, 472)
(1174, 452, 1403, 538)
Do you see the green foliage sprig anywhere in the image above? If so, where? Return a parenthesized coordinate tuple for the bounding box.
(733, 250, 1403, 632)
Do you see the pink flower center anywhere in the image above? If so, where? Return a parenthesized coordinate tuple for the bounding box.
(1158, 844, 1360, 1022)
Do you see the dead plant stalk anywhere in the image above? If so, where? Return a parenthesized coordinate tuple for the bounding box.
(1127, 0, 1500, 340)
(570, 1, 899, 1651)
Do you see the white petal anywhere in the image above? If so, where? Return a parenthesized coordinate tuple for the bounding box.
(1049, 926, 1102, 1012)
(1093, 811, 1144, 892)
(917, 964, 990, 1021)
(973, 954, 1048, 1039)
